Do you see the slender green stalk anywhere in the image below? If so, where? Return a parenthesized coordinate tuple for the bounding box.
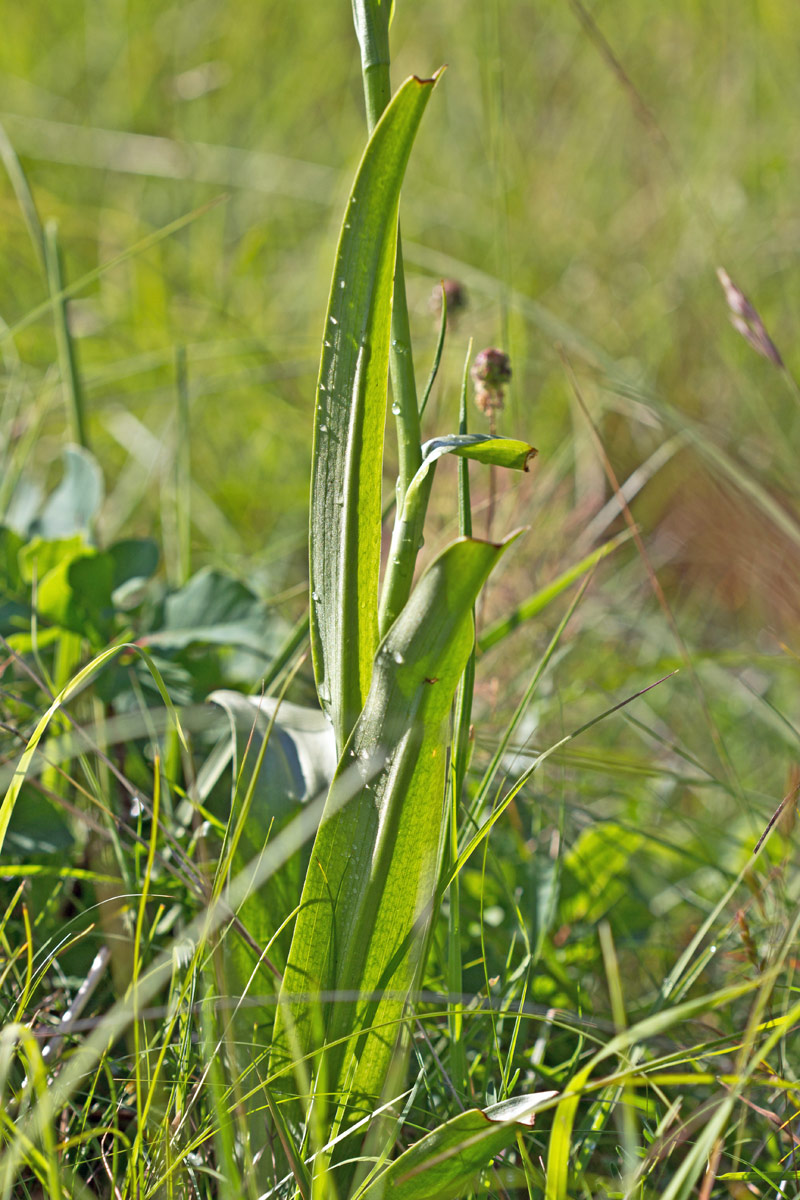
(352, 0, 392, 130)
(353, 0, 426, 627)
(447, 344, 476, 1100)
(419, 284, 448, 420)
(260, 609, 310, 694)
(44, 220, 89, 450)
(0, 119, 46, 271)
(175, 345, 191, 586)
(386, 239, 423, 496)
(452, 346, 476, 784)
(379, 292, 448, 635)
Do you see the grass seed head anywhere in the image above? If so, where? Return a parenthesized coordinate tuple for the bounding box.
(471, 346, 511, 418)
(716, 266, 784, 368)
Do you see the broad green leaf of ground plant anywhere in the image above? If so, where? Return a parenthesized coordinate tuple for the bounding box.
(142, 566, 278, 655)
(10, 534, 114, 648)
(36, 446, 102, 537)
(209, 690, 337, 975)
(309, 72, 438, 752)
(355, 1092, 557, 1200)
(272, 534, 519, 1142)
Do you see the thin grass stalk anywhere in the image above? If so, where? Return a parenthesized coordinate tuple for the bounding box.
(464, 573, 594, 844)
(130, 760, 160, 1180)
(450, 670, 677, 886)
(4, 197, 224, 347)
(175, 345, 191, 586)
(598, 921, 639, 1187)
(200, 972, 245, 1196)
(44, 220, 89, 450)
(261, 610, 310, 695)
(0, 121, 46, 272)
(418, 286, 448, 420)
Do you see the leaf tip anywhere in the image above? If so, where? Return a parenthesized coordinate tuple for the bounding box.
(499, 525, 529, 550)
(413, 65, 447, 87)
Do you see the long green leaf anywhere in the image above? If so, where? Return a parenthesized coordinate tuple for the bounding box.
(355, 1092, 557, 1200)
(273, 534, 518, 1130)
(310, 73, 438, 751)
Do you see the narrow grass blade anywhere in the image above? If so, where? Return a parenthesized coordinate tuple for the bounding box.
(310, 73, 438, 750)
(0, 784, 344, 1188)
(478, 529, 630, 652)
(44, 220, 89, 450)
(448, 670, 677, 885)
(468, 571, 594, 844)
(543, 981, 757, 1200)
(418, 285, 448, 421)
(2, 195, 225, 344)
(0, 642, 186, 858)
(174, 344, 191, 585)
(273, 534, 520, 1130)
(446, 346, 475, 1099)
(0, 119, 46, 269)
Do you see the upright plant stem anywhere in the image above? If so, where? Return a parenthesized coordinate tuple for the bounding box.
(353, 0, 425, 633)
(45, 220, 89, 450)
(175, 345, 191, 585)
(447, 344, 476, 1100)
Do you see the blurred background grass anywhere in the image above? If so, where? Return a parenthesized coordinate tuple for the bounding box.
(2, 0, 800, 1006)
(3, 0, 797, 577)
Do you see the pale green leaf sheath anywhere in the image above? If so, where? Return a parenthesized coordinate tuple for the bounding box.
(310, 74, 437, 752)
(272, 535, 519, 1124)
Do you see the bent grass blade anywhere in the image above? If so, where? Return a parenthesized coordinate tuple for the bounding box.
(0, 642, 186, 859)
